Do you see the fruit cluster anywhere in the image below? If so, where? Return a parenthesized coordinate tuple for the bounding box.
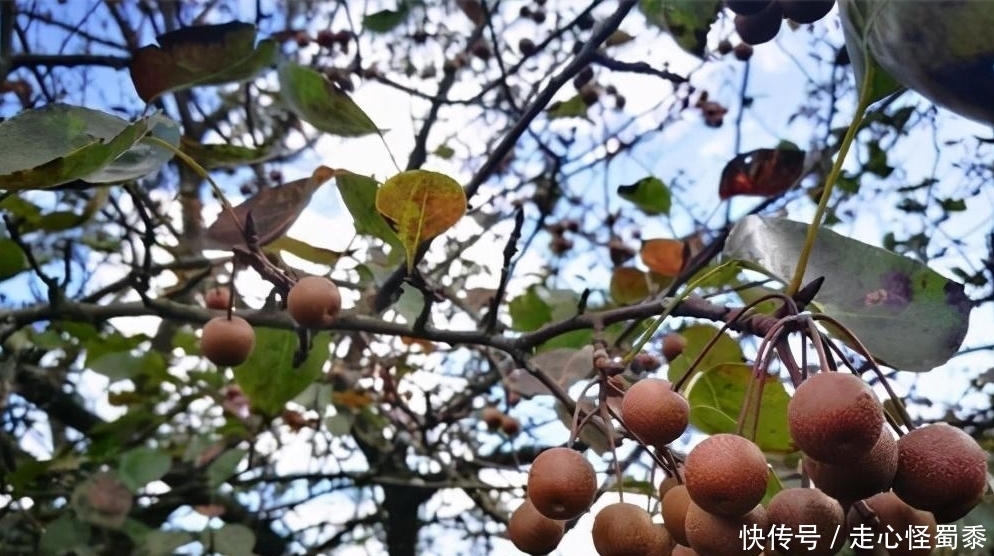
(728, 0, 836, 45)
(199, 276, 342, 368)
(508, 362, 988, 556)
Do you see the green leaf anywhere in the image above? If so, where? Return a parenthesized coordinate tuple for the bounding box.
(0, 238, 27, 280)
(206, 448, 247, 488)
(723, 215, 971, 372)
(268, 235, 347, 267)
(638, 0, 722, 58)
(508, 286, 553, 331)
(179, 135, 281, 170)
(136, 530, 195, 556)
(118, 448, 172, 491)
(334, 170, 403, 248)
(364, 3, 411, 33)
(0, 104, 154, 191)
(88, 351, 166, 382)
(209, 524, 256, 555)
(39, 514, 92, 556)
(837, 0, 903, 106)
(129, 22, 277, 102)
(546, 95, 589, 120)
(685, 363, 793, 453)
(278, 62, 379, 137)
(617, 177, 671, 216)
(232, 328, 330, 416)
(667, 324, 745, 386)
(82, 114, 180, 184)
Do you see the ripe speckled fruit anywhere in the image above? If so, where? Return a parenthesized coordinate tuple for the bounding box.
(526, 447, 597, 520)
(892, 423, 988, 523)
(663, 333, 688, 361)
(662, 484, 692, 546)
(592, 502, 671, 556)
(685, 502, 768, 556)
(788, 372, 884, 464)
(507, 498, 565, 555)
(684, 434, 768, 517)
(622, 378, 689, 447)
(847, 492, 936, 556)
(287, 276, 342, 328)
(765, 488, 844, 556)
(204, 286, 231, 310)
(803, 425, 897, 506)
(201, 316, 255, 367)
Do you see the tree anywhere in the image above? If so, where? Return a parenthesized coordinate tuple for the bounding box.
(0, 1, 992, 555)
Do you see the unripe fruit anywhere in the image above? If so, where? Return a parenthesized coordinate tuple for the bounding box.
(734, 1, 784, 45)
(204, 286, 231, 311)
(779, 0, 835, 24)
(685, 502, 768, 556)
(592, 502, 671, 556)
(662, 484, 692, 546)
(662, 333, 687, 361)
(201, 316, 255, 367)
(527, 447, 597, 520)
(803, 425, 898, 506)
(622, 378, 690, 447)
(287, 276, 342, 328)
(684, 434, 768, 517)
(788, 372, 884, 464)
(847, 492, 936, 556)
(766, 488, 845, 556)
(892, 423, 988, 523)
(507, 498, 565, 555)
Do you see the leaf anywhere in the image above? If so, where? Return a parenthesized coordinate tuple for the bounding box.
(333, 171, 403, 247)
(39, 514, 91, 556)
(88, 351, 166, 383)
(364, 3, 411, 33)
(667, 324, 745, 385)
(837, 0, 903, 107)
(204, 166, 334, 250)
(82, 114, 180, 184)
(640, 238, 687, 277)
(277, 62, 379, 137)
(136, 530, 195, 556)
(210, 524, 256, 555)
(232, 328, 330, 416)
(129, 22, 277, 102)
(267, 235, 347, 267)
(610, 267, 651, 305)
(118, 448, 172, 491)
(546, 94, 589, 120)
(179, 135, 281, 170)
(0, 104, 154, 190)
(617, 177, 671, 215)
(206, 448, 246, 488)
(0, 238, 27, 280)
(505, 345, 594, 398)
(508, 286, 553, 331)
(723, 215, 972, 372)
(685, 363, 793, 453)
(638, 0, 723, 58)
(718, 148, 806, 200)
(375, 169, 466, 273)
(554, 397, 611, 455)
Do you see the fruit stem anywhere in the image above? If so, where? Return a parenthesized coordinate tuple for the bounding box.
(785, 65, 874, 297)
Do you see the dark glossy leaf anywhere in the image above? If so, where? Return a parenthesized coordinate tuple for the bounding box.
(719, 148, 806, 200)
(837, 0, 904, 107)
(0, 238, 27, 280)
(130, 22, 277, 102)
(278, 63, 379, 137)
(724, 215, 971, 372)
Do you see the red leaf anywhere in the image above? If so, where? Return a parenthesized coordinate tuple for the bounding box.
(718, 148, 806, 199)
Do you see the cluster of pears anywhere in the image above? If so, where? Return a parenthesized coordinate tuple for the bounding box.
(727, 0, 836, 45)
(199, 276, 342, 367)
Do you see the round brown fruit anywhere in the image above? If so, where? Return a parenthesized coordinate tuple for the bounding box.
(733, 43, 754, 61)
(684, 434, 768, 517)
(622, 378, 690, 447)
(685, 502, 768, 556)
(662, 484, 692, 546)
(201, 316, 255, 367)
(204, 286, 231, 311)
(779, 0, 835, 24)
(734, 1, 784, 45)
(481, 406, 503, 431)
(592, 502, 671, 556)
(287, 276, 342, 328)
(725, 0, 773, 15)
(788, 372, 884, 464)
(892, 422, 988, 523)
(526, 447, 597, 520)
(803, 425, 898, 506)
(662, 333, 687, 361)
(766, 488, 844, 556)
(658, 472, 683, 502)
(847, 492, 936, 556)
(500, 415, 521, 436)
(507, 498, 565, 555)
(672, 546, 699, 556)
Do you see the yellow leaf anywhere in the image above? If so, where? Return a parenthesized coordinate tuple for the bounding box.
(640, 238, 687, 277)
(375, 170, 466, 273)
(610, 267, 650, 304)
